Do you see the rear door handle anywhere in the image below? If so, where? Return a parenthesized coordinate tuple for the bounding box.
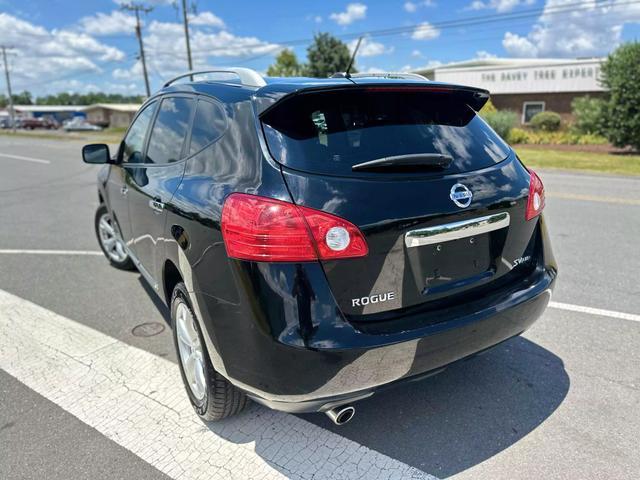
(120, 185, 128, 196)
(149, 198, 164, 213)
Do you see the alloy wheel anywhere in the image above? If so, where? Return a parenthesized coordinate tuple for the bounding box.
(175, 302, 207, 402)
(97, 213, 128, 263)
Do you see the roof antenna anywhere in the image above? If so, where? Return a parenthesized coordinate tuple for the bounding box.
(345, 36, 362, 79)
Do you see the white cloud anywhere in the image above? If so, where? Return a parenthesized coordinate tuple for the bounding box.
(112, 0, 173, 5)
(411, 22, 440, 40)
(330, 3, 367, 26)
(0, 13, 127, 93)
(468, 0, 534, 12)
(189, 11, 225, 28)
(127, 20, 280, 81)
(502, 32, 537, 56)
(502, 0, 640, 58)
(79, 10, 136, 36)
(360, 66, 386, 73)
(418, 60, 443, 70)
(411, 49, 422, 57)
(404, 0, 436, 12)
(404, 2, 418, 12)
(348, 37, 393, 57)
(476, 50, 497, 59)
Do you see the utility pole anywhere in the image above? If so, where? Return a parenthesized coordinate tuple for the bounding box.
(1, 46, 16, 132)
(181, 0, 193, 71)
(121, 3, 153, 97)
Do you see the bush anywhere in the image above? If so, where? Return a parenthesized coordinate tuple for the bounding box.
(507, 128, 530, 144)
(482, 110, 517, 139)
(600, 42, 640, 151)
(479, 99, 497, 115)
(517, 131, 608, 145)
(530, 111, 562, 132)
(575, 133, 609, 145)
(571, 96, 607, 135)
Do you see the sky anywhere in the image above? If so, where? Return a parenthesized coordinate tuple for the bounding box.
(0, 0, 639, 97)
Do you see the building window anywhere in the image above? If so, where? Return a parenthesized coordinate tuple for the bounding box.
(522, 101, 545, 124)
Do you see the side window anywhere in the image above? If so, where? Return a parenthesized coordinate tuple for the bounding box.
(189, 99, 227, 156)
(146, 97, 195, 164)
(122, 101, 157, 163)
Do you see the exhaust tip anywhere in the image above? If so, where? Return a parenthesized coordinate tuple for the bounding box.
(326, 405, 355, 425)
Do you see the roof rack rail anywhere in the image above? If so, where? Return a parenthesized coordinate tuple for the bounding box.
(163, 67, 266, 88)
(331, 72, 428, 81)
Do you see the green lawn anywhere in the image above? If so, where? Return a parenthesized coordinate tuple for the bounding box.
(516, 148, 640, 176)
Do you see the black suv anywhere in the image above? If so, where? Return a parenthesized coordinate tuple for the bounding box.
(83, 68, 557, 425)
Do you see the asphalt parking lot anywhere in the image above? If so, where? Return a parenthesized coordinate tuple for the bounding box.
(1, 135, 639, 479)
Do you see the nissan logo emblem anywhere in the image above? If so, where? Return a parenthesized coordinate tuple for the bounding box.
(450, 183, 473, 208)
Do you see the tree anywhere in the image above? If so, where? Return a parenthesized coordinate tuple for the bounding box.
(305, 33, 355, 78)
(12, 90, 33, 105)
(600, 42, 640, 151)
(267, 49, 303, 77)
(34, 92, 144, 105)
(571, 96, 607, 135)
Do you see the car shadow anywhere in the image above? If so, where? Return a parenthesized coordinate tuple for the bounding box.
(306, 336, 569, 477)
(202, 336, 568, 479)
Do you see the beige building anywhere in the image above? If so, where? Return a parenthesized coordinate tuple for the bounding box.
(83, 104, 142, 128)
(415, 58, 606, 124)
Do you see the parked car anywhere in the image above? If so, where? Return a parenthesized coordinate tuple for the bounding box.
(82, 68, 557, 425)
(21, 117, 59, 130)
(64, 118, 102, 131)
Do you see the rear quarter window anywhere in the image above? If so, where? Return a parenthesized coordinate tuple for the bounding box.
(261, 88, 510, 176)
(189, 98, 227, 155)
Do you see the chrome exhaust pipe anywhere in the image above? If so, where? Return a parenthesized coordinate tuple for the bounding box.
(325, 405, 355, 425)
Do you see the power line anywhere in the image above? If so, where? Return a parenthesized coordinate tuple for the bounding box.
(121, 2, 153, 97)
(149, 0, 640, 56)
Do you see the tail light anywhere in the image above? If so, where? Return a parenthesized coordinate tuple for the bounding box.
(221, 193, 368, 262)
(525, 170, 545, 221)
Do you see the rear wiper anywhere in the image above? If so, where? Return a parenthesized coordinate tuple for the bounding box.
(351, 153, 453, 172)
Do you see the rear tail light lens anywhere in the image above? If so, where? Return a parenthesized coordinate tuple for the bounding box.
(221, 193, 368, 262)
(525, 170, 545, 221)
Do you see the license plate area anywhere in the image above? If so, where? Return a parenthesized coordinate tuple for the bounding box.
(404, 212, 510, 297)
(423, 234, 492, 290)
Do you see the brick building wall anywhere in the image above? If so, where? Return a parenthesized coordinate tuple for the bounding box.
(491, 91, 606, 124)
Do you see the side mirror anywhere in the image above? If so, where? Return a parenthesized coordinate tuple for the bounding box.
(82, 144, 111, 164)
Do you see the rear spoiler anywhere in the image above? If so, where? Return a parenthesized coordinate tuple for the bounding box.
(254, 82, 491, 116)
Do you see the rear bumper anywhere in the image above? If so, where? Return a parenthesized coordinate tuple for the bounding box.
(253, 270, 553, 413)
(194, 260, 556, 413)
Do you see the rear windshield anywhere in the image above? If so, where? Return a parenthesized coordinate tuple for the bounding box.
(261, 88, 510, 176)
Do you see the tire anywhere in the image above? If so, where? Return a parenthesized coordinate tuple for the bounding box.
(94, 204, 135, 270)
(171, 282, 248, 421)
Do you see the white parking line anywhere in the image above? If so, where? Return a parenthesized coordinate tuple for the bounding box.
(0, 249, 102, 255)
(0, 152, 51, 164)
(0, 289, 435, 480)
(549, 301, 640, 323)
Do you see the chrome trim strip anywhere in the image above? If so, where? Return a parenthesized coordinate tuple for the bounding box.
(405, 212, 510, 248)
